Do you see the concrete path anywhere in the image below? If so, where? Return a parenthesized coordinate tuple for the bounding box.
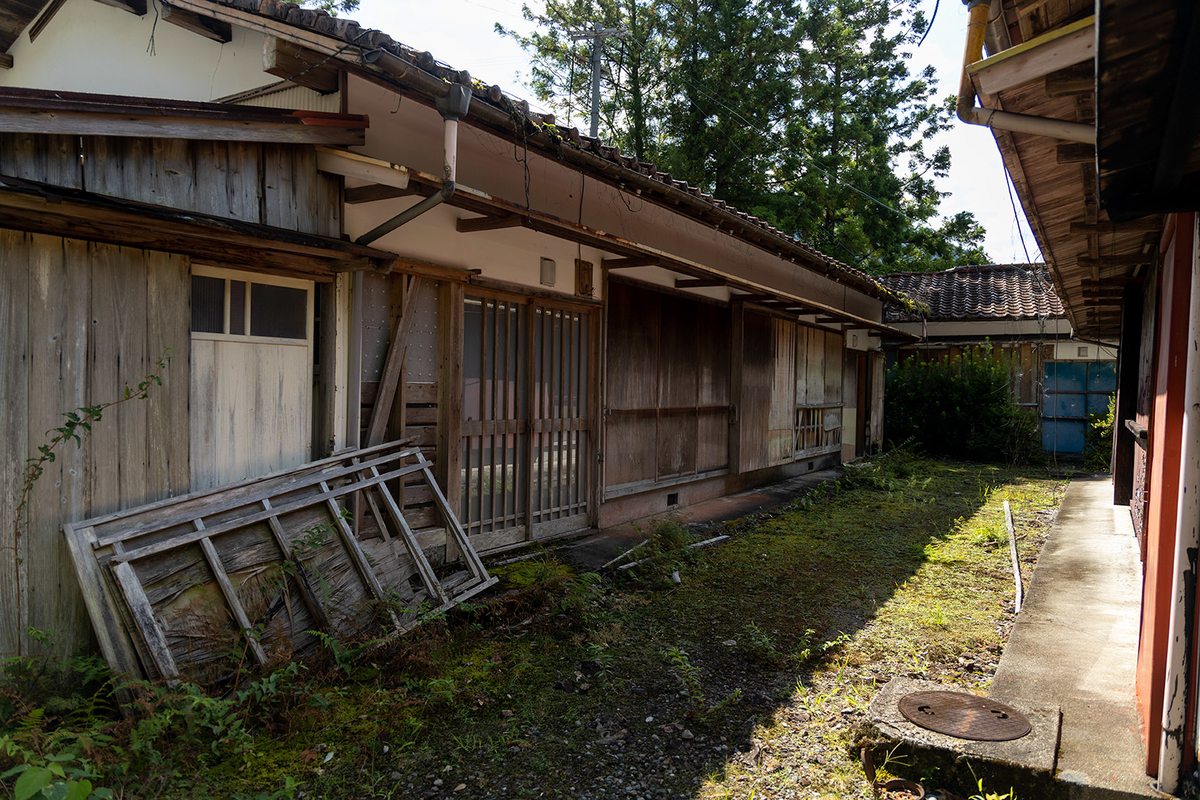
(990, 477, 1166, 799)
(554, 469, 842, 571)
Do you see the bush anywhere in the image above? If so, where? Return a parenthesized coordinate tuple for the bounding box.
(1083, 394, 1116, 472)
(885, 346, 1041, 464)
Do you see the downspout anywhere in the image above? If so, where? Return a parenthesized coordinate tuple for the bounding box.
(1158, 215, 1200, 794)
(957, 0, 1096, 144)
(356, 83, 471, 246)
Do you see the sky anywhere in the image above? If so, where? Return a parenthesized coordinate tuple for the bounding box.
(345, 0, 1042, 267)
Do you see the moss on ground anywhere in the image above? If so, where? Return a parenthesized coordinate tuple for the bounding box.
(0, 452, 1064, 800)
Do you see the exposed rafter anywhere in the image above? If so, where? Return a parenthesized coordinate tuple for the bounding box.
(455, 214, 524, 233)
(969, 16, 1095, 95)
(344, 184, 415, 205)
(162, 3, 231, 43)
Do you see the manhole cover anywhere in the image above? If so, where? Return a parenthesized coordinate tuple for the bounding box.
(898, 691, 1032, 741)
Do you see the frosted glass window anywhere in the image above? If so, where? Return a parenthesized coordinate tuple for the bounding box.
(191, 275, 225, 333)
(251, 284, 307, 340)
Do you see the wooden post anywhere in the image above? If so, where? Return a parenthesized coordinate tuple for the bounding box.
(1113, 286, 1144, 506)
(730, 301, 745, 474)
(365, 275, 422, 447)
(437, 282, 464, 562)
(523, 302, 537, 540)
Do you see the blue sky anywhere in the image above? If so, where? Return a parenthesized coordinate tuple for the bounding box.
(347, 0, 1041, 266)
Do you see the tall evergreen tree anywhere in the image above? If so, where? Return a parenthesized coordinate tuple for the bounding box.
(500, 0, 988, 272)
(776, 0, 986, 271)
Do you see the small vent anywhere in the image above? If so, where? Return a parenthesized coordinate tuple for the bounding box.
(807, 461, 814, 471)
(1077, 346, 1089, 358)
(667, 492, 679, 507)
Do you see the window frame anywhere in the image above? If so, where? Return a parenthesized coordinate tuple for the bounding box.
(190, 265, 314, 348)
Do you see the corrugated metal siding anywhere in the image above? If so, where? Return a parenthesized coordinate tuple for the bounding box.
(235, 85, 341, 114)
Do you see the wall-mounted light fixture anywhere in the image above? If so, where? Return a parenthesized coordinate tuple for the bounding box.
(540, 257, 556, 287)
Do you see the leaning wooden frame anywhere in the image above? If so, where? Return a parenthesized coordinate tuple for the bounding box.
(64, 441, 497, 685)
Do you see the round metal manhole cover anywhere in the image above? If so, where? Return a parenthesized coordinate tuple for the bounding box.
(898, 691, 1032, 741)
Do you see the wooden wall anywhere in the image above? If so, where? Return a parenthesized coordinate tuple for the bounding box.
(740, 312, 847, 471)
(0, 133, 341, 239)
(0, 231, 190, 657)
(605, 280, 732, 495)
(0, 132, 343, 656)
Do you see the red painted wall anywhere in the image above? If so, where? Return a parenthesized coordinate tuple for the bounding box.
(1137, 213, 1195, 776)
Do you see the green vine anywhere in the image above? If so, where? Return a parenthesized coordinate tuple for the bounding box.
(10, 351, 172, 655)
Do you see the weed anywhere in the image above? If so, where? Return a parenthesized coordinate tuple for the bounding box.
(665, 647, 742, 722)
(969, 777, 1017, 800)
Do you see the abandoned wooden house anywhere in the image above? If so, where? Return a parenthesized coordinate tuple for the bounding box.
(0, 0, 913, 674)
(879, 263, 1117, 455)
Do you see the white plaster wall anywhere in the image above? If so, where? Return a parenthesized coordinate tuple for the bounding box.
(889, 318, 1074, 338)
(346, 76, 884, 320)
(2, 0, 266, 100)
(1052, 341, 1118, 361)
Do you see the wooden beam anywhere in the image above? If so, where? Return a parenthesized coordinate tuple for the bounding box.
(263, 35, 340, 95)
(1081, 275, 1145, 286)
(0, 175, 395, 279)
(456, 214, 525, 233)
(968, 16, 1094, 95)
(327, 149, 916, 339)
(93, 0, 147, 15)
(28, 0, 69, 43)
(344, 183, 416, 204)
(674, 277, 726, 288)
(1045, 66, 1094, 97)
(1056, 143, 1094, 164)
(1070, 220, 1162, 234)
(1077, 254, 1154, 268)
(730, 293, 774, 303)
(317, 148, 410, 190)
(161, 3, 231, 43)
(601, 256, 659, 269)
(0, 107, 365, 145)
(366, 276, 422, 447)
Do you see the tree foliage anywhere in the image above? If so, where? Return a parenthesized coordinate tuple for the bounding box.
(498, 0, 988, 273)
(281, 0, 360, 16)
(884, 347, 1041, 464)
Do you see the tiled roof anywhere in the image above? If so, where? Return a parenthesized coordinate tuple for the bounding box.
(206, 0, 903, 303)
(878, 264, 1065, 322)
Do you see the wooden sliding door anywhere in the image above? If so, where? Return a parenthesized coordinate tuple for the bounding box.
(459, 292, 593, 546)
(605, 280, 732, 496)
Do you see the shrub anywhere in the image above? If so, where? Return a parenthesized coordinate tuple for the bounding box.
(885, 346, 1041, 464)
(1083, 394, 1116, 472)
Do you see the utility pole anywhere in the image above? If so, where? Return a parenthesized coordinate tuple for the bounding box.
(569, 23, 628, 139)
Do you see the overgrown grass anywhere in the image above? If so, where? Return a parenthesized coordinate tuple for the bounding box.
(0, 451, 1065, 800)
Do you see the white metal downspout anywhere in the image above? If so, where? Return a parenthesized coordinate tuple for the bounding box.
(1158, 215, 1200, 794)
(957, 0, 1096, 144)
(355, 84, 471, 246)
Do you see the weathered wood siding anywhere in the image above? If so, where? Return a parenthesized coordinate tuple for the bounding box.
(737, 310, 774, 473)
(0, 132, 342, 656)
(0, 232, 190, 657)
(0, 133, 341, 238)
(604, 280, 732, 494)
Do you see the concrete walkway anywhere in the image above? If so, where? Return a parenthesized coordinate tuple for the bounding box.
(990, 477, 1166, 799)
(554, 469, 842, 571)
